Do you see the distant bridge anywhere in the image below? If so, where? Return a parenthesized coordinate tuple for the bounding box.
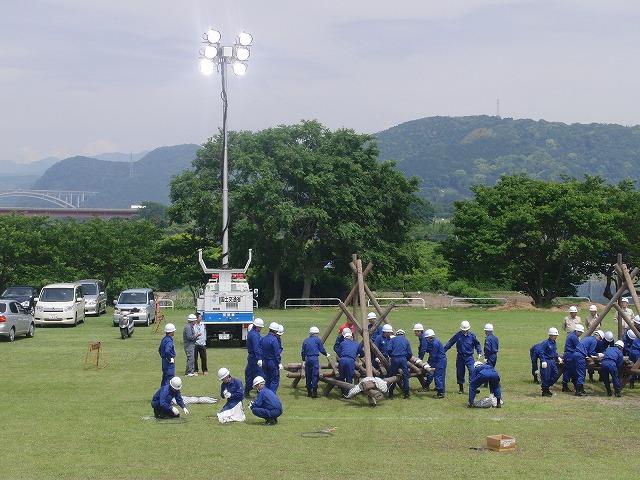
(0, 207, 138, 219)
(0, 189, 98, 208)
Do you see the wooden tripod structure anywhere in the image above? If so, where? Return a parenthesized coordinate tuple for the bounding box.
(284, 254, 431, 406)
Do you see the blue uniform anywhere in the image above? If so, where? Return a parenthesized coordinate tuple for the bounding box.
(245, 327, 263, 393)
(628, 337, 640, 362)
(469, 364, 501, 404)
(539, 337, 559, 389)
(250, 386, 283, 420)
(337, 338, 365, 395)
(151, 384, 185, 418)
(302, 335, 328, 389)
(530, 343, 542, 376)
(427, 337, 447, 393)
(601, 346, 624, 392)
(220, 377, 244, 412)
(158, 335, 176, 387)
(262, 332, 282, 392)
(373, 334, 392, 367)
(483, 333, 499, 367)
(562, 331, 580, 385)
(574, 336, 599, 387)
(368, 323, 383, 343)
(333, 333, 346, 355)
(444, 331, 482, 386)
(387, 335, 413, 394)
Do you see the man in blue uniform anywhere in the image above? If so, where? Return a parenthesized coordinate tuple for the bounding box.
(302, 326, 330, 398)
(530, 342, 542, 384)
(262, 322, 283, 392)
(483, 324, 499, 367)
(373, 324, 393, 372)
(425, 328, 447, 399)
(218, 367, 244, 411)
(601, 340, 625, 397)
(387, 329, 413, 399)
(562, 323, 583, 392)
(151, 376, 189, 418)
(367, 312, 383, 343)
(573, 329, 605, 397)
(468, 362, 502, 407)
(244, 318, 264, 398)
(334, 326, 352, 355)
(249, 376, 283, 425)
(336, 330, 365, 398)
(158, 323, 177, 387)
(540, 327, 561, 397)
(413, 323, 431, 391)
(444, 320, 482, 394)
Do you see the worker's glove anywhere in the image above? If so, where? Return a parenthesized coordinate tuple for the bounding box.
(257, 360, 263, 368)
(541, 361, 548, 369)
(424, 362, 431, 369)
(248, 401, 254, 409)
(598, 353, 604, 359)
(171, 406, 179, 416)
(557, 357, 563, 364)
(326, 353, 331, 358)
(223, 389, 231, 399)
(414, 359, 423, 367)
(279, 363, 283, 370)
(169, 358, 174, 364)
(478, 354, 483, 360)
(183, 407, 189, 415)
(374, 357, 380, 363)
(590, 355, 599, 359)
(534, 370, 540, 376)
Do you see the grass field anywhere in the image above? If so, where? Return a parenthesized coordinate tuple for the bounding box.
(3, 306, 639, 479)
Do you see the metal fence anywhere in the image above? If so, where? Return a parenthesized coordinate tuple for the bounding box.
(284, 298, 341, 309)
(367, 297, 427, 309)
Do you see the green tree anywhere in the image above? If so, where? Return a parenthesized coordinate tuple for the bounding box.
(438, 174, 620, 305)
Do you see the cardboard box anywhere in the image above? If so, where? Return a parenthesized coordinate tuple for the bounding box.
(486, 434, 516, 452)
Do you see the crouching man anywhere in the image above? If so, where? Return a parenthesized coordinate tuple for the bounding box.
(468, 362, 502, 408)
(249, 376, 283, 426)
(151, 376, 189, 418)
(216, 367, 246, 423)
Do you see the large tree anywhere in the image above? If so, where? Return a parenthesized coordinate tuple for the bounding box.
(170, 120, 423, 307)
(438, 174, 623, 305)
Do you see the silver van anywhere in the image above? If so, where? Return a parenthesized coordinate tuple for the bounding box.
(113, 288, 156, 326)
(34, 283, 85, 326)
(77, 279, 107, 316)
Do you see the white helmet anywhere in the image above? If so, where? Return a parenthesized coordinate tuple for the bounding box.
(484, 323, 494, 332)
(252, 376, 265, 387)
(367, 312, 377, 320)
(604, 331, 615, 342)
(615, 340, 625, 349)
(343, 330, 353, 339)
(621, 297, 629, 303)
(277, 324, 284, 335)
(164, 323, 176, 333)
(548, 327, 559, 336)
(309, 326, 320, 334)
(188, 313, 197, 321)
(396, 329, 405, 336)
(460, 321, 471, 331)
(269, 321, 279, 331)
(595, 329, 605, 340)
(634, 315, 640, 324)
(382, 324, 393, 333)
(628, 330, 637, 340)
(425, 328, 435, 337)
(413, 323, 424, 331)
(217, 367, 230, 381)
(589, 305, 597, 312)
(574, 324, 585, 333)
(473, 361, 484, 368)
(569, 306, 578, 313)
(342, 327, 352, 335)
(169, 377, 182, 390)
(253, 318, 264, 328)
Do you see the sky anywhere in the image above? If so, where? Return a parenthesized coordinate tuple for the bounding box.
(2, 0, 640, 163)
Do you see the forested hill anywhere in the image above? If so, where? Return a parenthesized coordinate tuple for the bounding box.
(375, 115, 640, 212)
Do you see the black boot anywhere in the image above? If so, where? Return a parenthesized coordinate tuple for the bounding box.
(312, 388, 318, 398)
(244, 387, 253, 399)
(433, 390, 444, 399)
(421, 383, 431, 392)
(307, 388, 312, 397)
(495, 398, 502, 408)
(483, 382, 489, 388)
(588, 371, 594, 383)
(630, 378, 635, 389)
(403, 390, 410, 399)
(458, 384, 464, 394)
(614, 390, 622, 397)
(533, 373, 540, 384)
(542, 389, 553, 397)
(575, 385, 587, 397)
(562, 383, 573, 393)
(606, 388, 612, 397)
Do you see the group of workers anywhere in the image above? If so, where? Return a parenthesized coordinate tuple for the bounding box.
(531, 301, 640, 398)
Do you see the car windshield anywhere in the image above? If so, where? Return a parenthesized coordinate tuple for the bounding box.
(81, 284, 98, 295)
(40, 288, 74, 302)
(118, 292, 147, 304)
(2, 287, 32, 296)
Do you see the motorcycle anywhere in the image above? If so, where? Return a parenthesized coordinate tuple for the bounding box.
(119, 310, 135, 339)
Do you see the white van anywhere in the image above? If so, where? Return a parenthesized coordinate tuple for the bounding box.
(34, 283, 86, 326)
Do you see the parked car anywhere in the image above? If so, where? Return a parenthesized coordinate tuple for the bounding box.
(0, 286, 39, 313)
(0, 299, 35, 341)
(34, 283, 85, 326)
(77, 279, 107, 316)
(113, 288, 156, 326)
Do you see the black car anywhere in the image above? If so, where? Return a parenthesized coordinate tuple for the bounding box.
(0, 286, 39, 312)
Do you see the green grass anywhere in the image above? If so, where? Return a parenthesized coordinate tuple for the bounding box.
(4, 307, 639, 479)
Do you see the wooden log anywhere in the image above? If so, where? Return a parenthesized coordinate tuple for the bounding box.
(287, 370, 335, 379)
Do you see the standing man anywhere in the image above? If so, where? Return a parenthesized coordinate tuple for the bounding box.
(158, 323, 177, 387)
(444, 320, 482, 394)
(336, 330, 365, 398)
(573, 329, 605, 397)
(468, 362, 502, 408)
(387, 329, 413, 399)
(585, 305, 599, 330)
(562, 306, 582, 333)
(367, 312, 382, 343)
(601, 340, 625, 397)
(216, 367, 246, 423)
(614, 297, 634, 335)
(151, 376, 189, 419)
(333, 326, 352, 355)
(483, 323, 499, 367)
(244, 318, 264, 398)
(249, 376, 283, 426)
(301, 326, 330, 398)
(540, 327, 561, 397)
(193, 313, 208, 376)
(530, 342, 543, 384)
(373, 324, 393, 370)
(413, 323, 431, 391)
(562, 323, 583, 392)
(183, 314, 198, 376)
(262, 322, 282, 392)
(425, 329, 447, 399)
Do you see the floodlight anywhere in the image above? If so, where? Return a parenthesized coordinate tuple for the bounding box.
(238, 32, 252, 46)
